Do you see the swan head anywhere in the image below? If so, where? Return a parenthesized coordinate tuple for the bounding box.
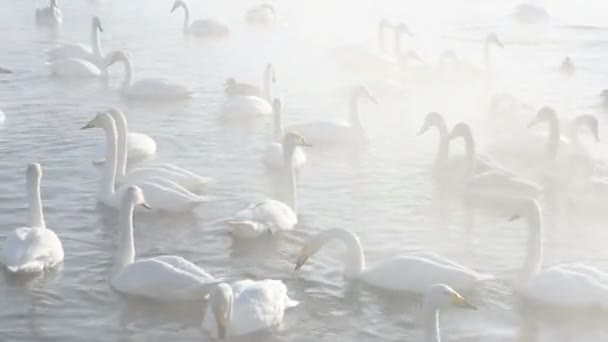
(283, 131, 311, 149)
(508, 199, 541, 222)
(81, 112, 109, 129)
(528, 106, 556, 128)
(394, 22, 413, 37)
(170, 0, 185, 13)
(418, 112, 445, 135)
(294, 233, 325, 271)
(50, 0, 59, 8)
(123, 186, 151, 209)
(424, 284, 477, 310)
(224, 78, 236, 88)
(107, 109, 126, 124)
(92, 16, 103, 32)
(106, 51, 130, 67)
(575, 114, 600, 142)
(354, 85, 379, 104)
(447, 122, 472, 141)
(486, 33, 503, 48)
(209, 283, 233, 340)
(26, 163, 43, 181)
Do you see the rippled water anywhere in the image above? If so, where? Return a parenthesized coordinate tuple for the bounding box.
(2, 0, 608, 341)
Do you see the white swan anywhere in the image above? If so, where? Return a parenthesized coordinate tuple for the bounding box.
(81, 112, 207, 213)
(47, 17, 105, 67)
(229, 132, 309, 238)
(422, 284, 477, 342)
(286, 85, 377, 146)
(449, 122, 542, 200)
(509, 200, 608, 309)
(94, 109, 156, 166)
(202, 280, 299, 339)
(110, 186, 219, 301)
(221, 64, 275, 120)
(170, 0, 229, 38)
(262, 99, 306, 170)
(245, 4, 276, 26)
(224, 64, 275, 100)
(1, 163, 64, 273)
(48, 58, 107, 79)
(106, 51, 192, 101)
(106, 109, 210, 194)
(35, 0, 62, 28)
(295, 228, 491, 293)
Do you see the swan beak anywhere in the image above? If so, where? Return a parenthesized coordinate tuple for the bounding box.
(170, 3, 178, 13)
(527, 118, 540, 128)
(417, 124, 429, 136)
(81, 122, 94, 130)
(369, 94, 379, 105)
(453, 294, 477, 310)
(508, 214, 520, 222)
(141, 202, 151, 210)
(294, 255, 309, 271)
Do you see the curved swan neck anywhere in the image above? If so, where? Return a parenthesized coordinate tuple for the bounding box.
(521, 207, 543, 286)
(101, 116, 118, 198)
(282, 144, 297, 211)
(321, 228, 365, 277)
(273, 104, 283, 142)
(423, 305, 441, 342)
(116, 195, 136, 270)
(178, 2, 190, 32)
(434, 121, 450, 165)
(27, 174, 45, 228)
(460, 130, 476, 176)
(112, 112, 128, 177)
(120, 55, 133, 90)
(263, 64, 274, 103)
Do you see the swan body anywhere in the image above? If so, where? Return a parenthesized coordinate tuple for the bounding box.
(48, 58, 105, 79)
(110, 186, 219, 301)
(423, 284, 477, 342)
(245, 4, 276, 26)
(286, 85, 377, 146)
(171, 0, 229, 38)
(202, 280, 299, 339)
(107, 51, 192, 101)
(262, 99, 306, 170)
(222, 64, 275, 119)
(1, 163, 64, 273)
(230, 132, 308, 238)
(35, 0, 62, 28)
(295, 228, 490, 293)
(47, 17, 105, 67)
(82, 112, 207, 213)
(510, 200, 608, 309)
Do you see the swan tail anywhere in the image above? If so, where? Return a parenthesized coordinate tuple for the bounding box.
(228, 220, 264, 238)
(285, 296, 300, 309)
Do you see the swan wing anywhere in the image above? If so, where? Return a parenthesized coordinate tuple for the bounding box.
(111, 258, 214, 301)
(360, 256, 485, 293)
(47, 44, 93, 61)
(49, 58, 102, 78)
(221, 96, 272, 119)
(153, 255, 218, 282)
(115, 181, 206, 213)
(230, 200, 297, 238)
(126, 132, 157, 162)
(554, 263, 608, 284)
(2, 227, 64, 273)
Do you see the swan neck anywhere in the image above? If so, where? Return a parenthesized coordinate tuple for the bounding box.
(27, 175, 45, 228)
(113, 114, 128, 178)
(423, 306, 441, 342)
(435, 122, 450, 165)
(273, 105, 283, 141)
(116, 197, 136, 270)
(180, 3, 190, 31)
(521, 211, 543, 287)
(325, 229, 365, 277)
(546, 117, 560, 159)
(282, 145, 297, 212)
(263, 65, 273, 103)
(462, 131, 476, 176)
(101, 117, 118, 199)
(121, 56, 133, 90)
(92, 23, 103, 59)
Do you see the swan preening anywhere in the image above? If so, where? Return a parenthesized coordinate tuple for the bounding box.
(229, 131, 309, 238)
(1, 163, 64, 273)
(35, 0, 62, 28)
(202, 280, 299, 339)
(170, 0, 229, 38)
(423, 284, 477, 342)
(221, 64, 275, 119)
(81, 112, 207, 213)
(106, 51, 192, 100)
(509, 200, 608, 309)
(245, 4, 276, 26)
(286, 85, 377, 146)
(110, 186, 220, 301)
(295, 228, 491, 293)
(48, 17, 105, 67)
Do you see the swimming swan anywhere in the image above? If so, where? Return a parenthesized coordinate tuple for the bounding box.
(286, 85, 378, 146)
(262, 99, 306, 170)
(449, 123, 542, 200)
(221, 64, 275, 119)
(47, 17, 105, 67)
(229, 132, 310, 238)
(110, 186, 219, 301)
(81, 112, 207, 213)
(509, 200, 608, 309)
(202, 280, 299, 339)
(170, 0, 229, 38)
(224, 64, 275, 100)
(106, 51, 192, 101)
(245, 4, 276, 26)
(295, 228, 491, 293)
(106, 109, 210, 194)
(422, 284, 477, 342)
(48, 57, 108, 79)
(1, 163, 64, 273)
(35, 0, 62, 28)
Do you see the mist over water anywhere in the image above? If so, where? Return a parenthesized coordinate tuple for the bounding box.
(1, 0, 608, 341)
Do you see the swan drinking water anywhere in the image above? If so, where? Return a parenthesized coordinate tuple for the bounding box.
(1, 163, 64, 273)
(170, 0, 229, 38)
(287, 85, 378, 146)
(422, 284, 477, 342)
(106, 51, 192, 101)
(81, 112, 207, 213)
(295, 228, 491, 293)
(262, 99, 306, 170)
(110, 186, 219, 301)
(509, 200, 608, 309)
(229, 132, 310, 238)
(47, 17, 105, 67)
(35, 0, 62, 28)
(202, 280, 299, 339)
